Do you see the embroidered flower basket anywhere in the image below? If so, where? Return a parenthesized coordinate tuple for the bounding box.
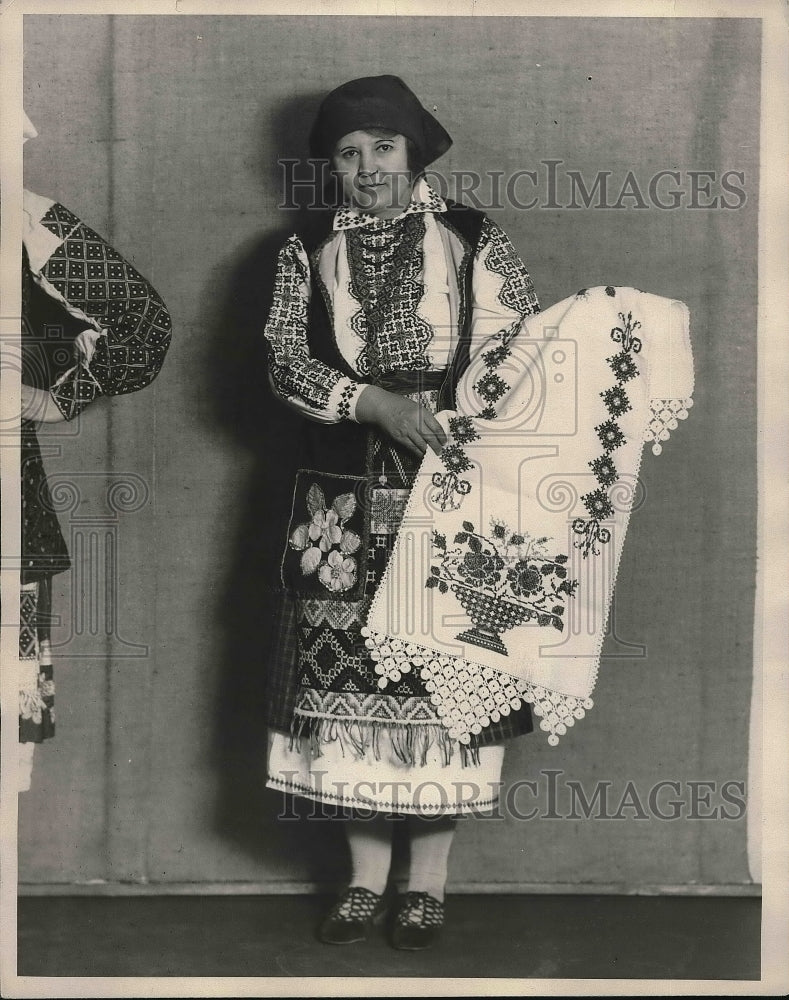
(451, 583, 531, 656)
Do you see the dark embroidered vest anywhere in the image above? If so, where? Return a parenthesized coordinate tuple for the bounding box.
(293, 200, 486, 478)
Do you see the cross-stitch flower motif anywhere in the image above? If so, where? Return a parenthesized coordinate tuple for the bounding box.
(596, 419, 626, 453)
(607, 350, 638, 384)
(448, 415, 480, 445)
(426, 522, 578, 649)
(601, 385, 631, 417)
(507, 561, 543, 597)
(610, 310, 642, 352)
(458, 550, 505, 588)
(582, 487, 615, 520)
(589, 454, 618, 486)
(477, 404, 498, 420)
(474, 371, 508, 404)
(482, 344, 511, 368)
(318, 550, 357, 592)
(491, 519, 507, 540)
(440, 444, 472, 475)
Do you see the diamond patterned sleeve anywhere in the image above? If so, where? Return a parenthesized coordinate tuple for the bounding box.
(38, 203, 172, 420)
(263, 235, 365, 422)
(464, 217, 540, 419)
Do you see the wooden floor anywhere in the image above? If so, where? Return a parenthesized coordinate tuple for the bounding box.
(17, 894, 760, 980)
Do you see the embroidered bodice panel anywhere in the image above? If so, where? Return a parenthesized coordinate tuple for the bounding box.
(344, 214, 433, 379)
(263, 182, 540, 424)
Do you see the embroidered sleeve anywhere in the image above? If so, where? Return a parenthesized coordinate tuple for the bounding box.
(263, 235, 366, 423)
(466, 217, 540, 418)
(36, 203, 172, 421)
(36, 203, 171, 420)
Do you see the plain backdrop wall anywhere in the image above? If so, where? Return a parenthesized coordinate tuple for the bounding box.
(19, 14, 759, 891)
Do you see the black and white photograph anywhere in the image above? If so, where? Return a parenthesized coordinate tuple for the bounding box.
(1, 1, 786, 996)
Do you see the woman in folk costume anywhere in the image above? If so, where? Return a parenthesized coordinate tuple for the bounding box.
(17, 112, 172, 792)
(262, 76, 541, 949)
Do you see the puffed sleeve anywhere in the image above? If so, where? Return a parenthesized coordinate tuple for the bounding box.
(263, 235, 367, 423)
(462, 216, 540, 419)
(28, 200, 172, 421)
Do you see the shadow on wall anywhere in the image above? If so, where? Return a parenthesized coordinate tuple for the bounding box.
(200, 93, 349, 884)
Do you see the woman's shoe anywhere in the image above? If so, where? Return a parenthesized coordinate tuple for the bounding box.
(317, 886, 388, 944)
(390, 891, 445, 950)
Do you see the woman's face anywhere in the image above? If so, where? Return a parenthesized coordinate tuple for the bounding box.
(331, 130, 414, 219)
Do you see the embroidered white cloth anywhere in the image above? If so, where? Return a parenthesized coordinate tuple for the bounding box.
(363, 286, 694, 745)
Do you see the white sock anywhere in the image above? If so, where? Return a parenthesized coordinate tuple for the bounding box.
(406, 815, 457, 901)
(345, 814, 394, 896)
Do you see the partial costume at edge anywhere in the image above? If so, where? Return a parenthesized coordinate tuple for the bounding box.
(17, 188, 172, 791)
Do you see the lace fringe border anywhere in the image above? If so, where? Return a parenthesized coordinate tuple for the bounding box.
(360, 627, 594, 746)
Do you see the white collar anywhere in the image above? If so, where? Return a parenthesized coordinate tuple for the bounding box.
(333, 178, 447, 231)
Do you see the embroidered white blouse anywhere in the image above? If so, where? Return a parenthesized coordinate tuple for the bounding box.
(263, 179, 540, 423)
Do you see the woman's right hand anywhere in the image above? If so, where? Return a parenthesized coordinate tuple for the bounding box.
(355, 385, 447, 458)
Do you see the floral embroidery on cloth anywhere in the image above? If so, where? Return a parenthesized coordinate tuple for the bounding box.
(573, 311, 643, 557)
(427, 521, 578, 655)
(364, 287, 694, 746)
(288, 483, 362, 592)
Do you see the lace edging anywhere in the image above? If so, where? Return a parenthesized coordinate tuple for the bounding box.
(360, 627, 593, 747)
(644, 397, 693, 455)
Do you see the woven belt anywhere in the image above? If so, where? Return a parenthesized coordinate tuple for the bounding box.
(374, 368, 447, 395)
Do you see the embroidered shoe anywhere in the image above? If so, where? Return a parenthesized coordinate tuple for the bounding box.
(317, 886, 388, 945)
(390, 891, 445, 951)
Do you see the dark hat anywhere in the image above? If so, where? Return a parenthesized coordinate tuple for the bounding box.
(309, 75, 452, 166)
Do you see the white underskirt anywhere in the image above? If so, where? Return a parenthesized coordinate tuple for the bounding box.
(266, 729, 505, 815)
(17, 741, 35, 792)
